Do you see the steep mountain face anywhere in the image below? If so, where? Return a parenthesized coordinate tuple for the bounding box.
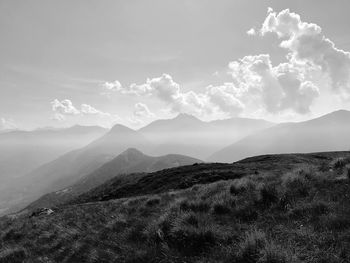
(0, 125, 150, 215)
(209, 110, 350, 163)
(24, 148, 202, 210)
(0, 125, 107, 181)
(139, 113, 273, 159)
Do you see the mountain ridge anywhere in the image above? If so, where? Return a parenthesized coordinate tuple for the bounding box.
(209, 110, 350, 162)
(24, 148, 202, 211)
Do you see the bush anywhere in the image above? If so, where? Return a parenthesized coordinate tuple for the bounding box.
(281, 168, 315, 201)
(212, 202, 231, 215)
(332, 158, 350, 170)
(260, 242, 288, 263)
(237, 229, 267, 262)
(211, 192, 236, 215)
(288, 200, 329, 221)
(229, 178, 256, 196)
(2, 229, 23, 242)
(0, 247, 27, 263)
(319, 213, 350, 231)
(258, 184, 279, 208)
(169, 225, 217, 255)
(145, 197, 161, 207)
(179, 200, 210, 213)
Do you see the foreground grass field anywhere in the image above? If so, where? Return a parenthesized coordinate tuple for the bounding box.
(1, 152, 350, 262)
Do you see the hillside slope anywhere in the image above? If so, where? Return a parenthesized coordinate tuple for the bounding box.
(2, 151, 350, 262)
(70, 151, 349, 205)
(25, 149, 202, 210)
(1, 125, 150, 215)
(0, 125, 107, 215)
(0, 125, 106, 181)
(209, 110, 350, 163)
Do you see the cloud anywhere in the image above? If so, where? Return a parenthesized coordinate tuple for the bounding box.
(0, 117, 17, 130)
(104, 9, 350, 118)
(128, 116, 144, 126)
(104, 79, 153, 96)
(51, 99, 119, 121)
(133, 103, 154, 118)
(259, 8, 350, 96)
(103, 80, 122, 91)
(80, 104, 113, 118)
(246, 28, 256, 36)
(51, 113, 66, 121)
(228, 54, 319, 114)
(51, 99, 80, 115)
(121, 74, 245, 118)
(206, 84, 245, 115)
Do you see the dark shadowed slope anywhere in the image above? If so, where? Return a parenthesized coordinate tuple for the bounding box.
(209, 110, 350, 163)
(70, 151, 350, 206)
(139, 113, 273, 159)
(0, 124, 150, 215)
(25, 148, 201, 210)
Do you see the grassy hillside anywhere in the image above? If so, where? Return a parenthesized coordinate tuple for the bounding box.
(1, 152, 350, 262)
(69, 152, 349, 205)
(25, 149, 202, 211)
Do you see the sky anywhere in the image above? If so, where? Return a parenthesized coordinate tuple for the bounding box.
(1, 0, 350, 130)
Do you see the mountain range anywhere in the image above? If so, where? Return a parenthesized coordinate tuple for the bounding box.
(139, 113, 273, 159)
(209, 110, 350, 162)
(0, 125, 106, 182)
(2, 110, 350, 216)
(24, 148, 201, 211)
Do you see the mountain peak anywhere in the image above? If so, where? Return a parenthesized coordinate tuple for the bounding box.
(310, 109, 350, 123)
(120, 148, 145, 156)
(109, 124, 135, 133)
(328, 109, 350, 116)
(173, 113, 200, 121)
(66, 125, 105, 132)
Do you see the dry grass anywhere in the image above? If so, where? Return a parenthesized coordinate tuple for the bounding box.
(1, 154, 350, 262)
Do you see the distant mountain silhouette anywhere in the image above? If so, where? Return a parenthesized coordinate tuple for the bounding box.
(139, 113, 273, 159)
(209, 110, 350, 163)
(0, 124, 150, 215)
(0, 125, 107, 181)
(25, 148, 202, 210)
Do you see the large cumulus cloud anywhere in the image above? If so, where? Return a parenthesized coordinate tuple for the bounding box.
(260, 8, 350, 96)
(123, 74, 245, 118)
(228, 54, 319, 114)
(103, 8, 350, 119)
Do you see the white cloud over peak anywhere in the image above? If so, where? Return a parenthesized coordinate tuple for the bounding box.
(228, 54, 319, 114)
(51, 99, 80, 115)
(206, 84, 245, 116)
(259, 8, 350, 96)
(118, 74, 246, 118)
